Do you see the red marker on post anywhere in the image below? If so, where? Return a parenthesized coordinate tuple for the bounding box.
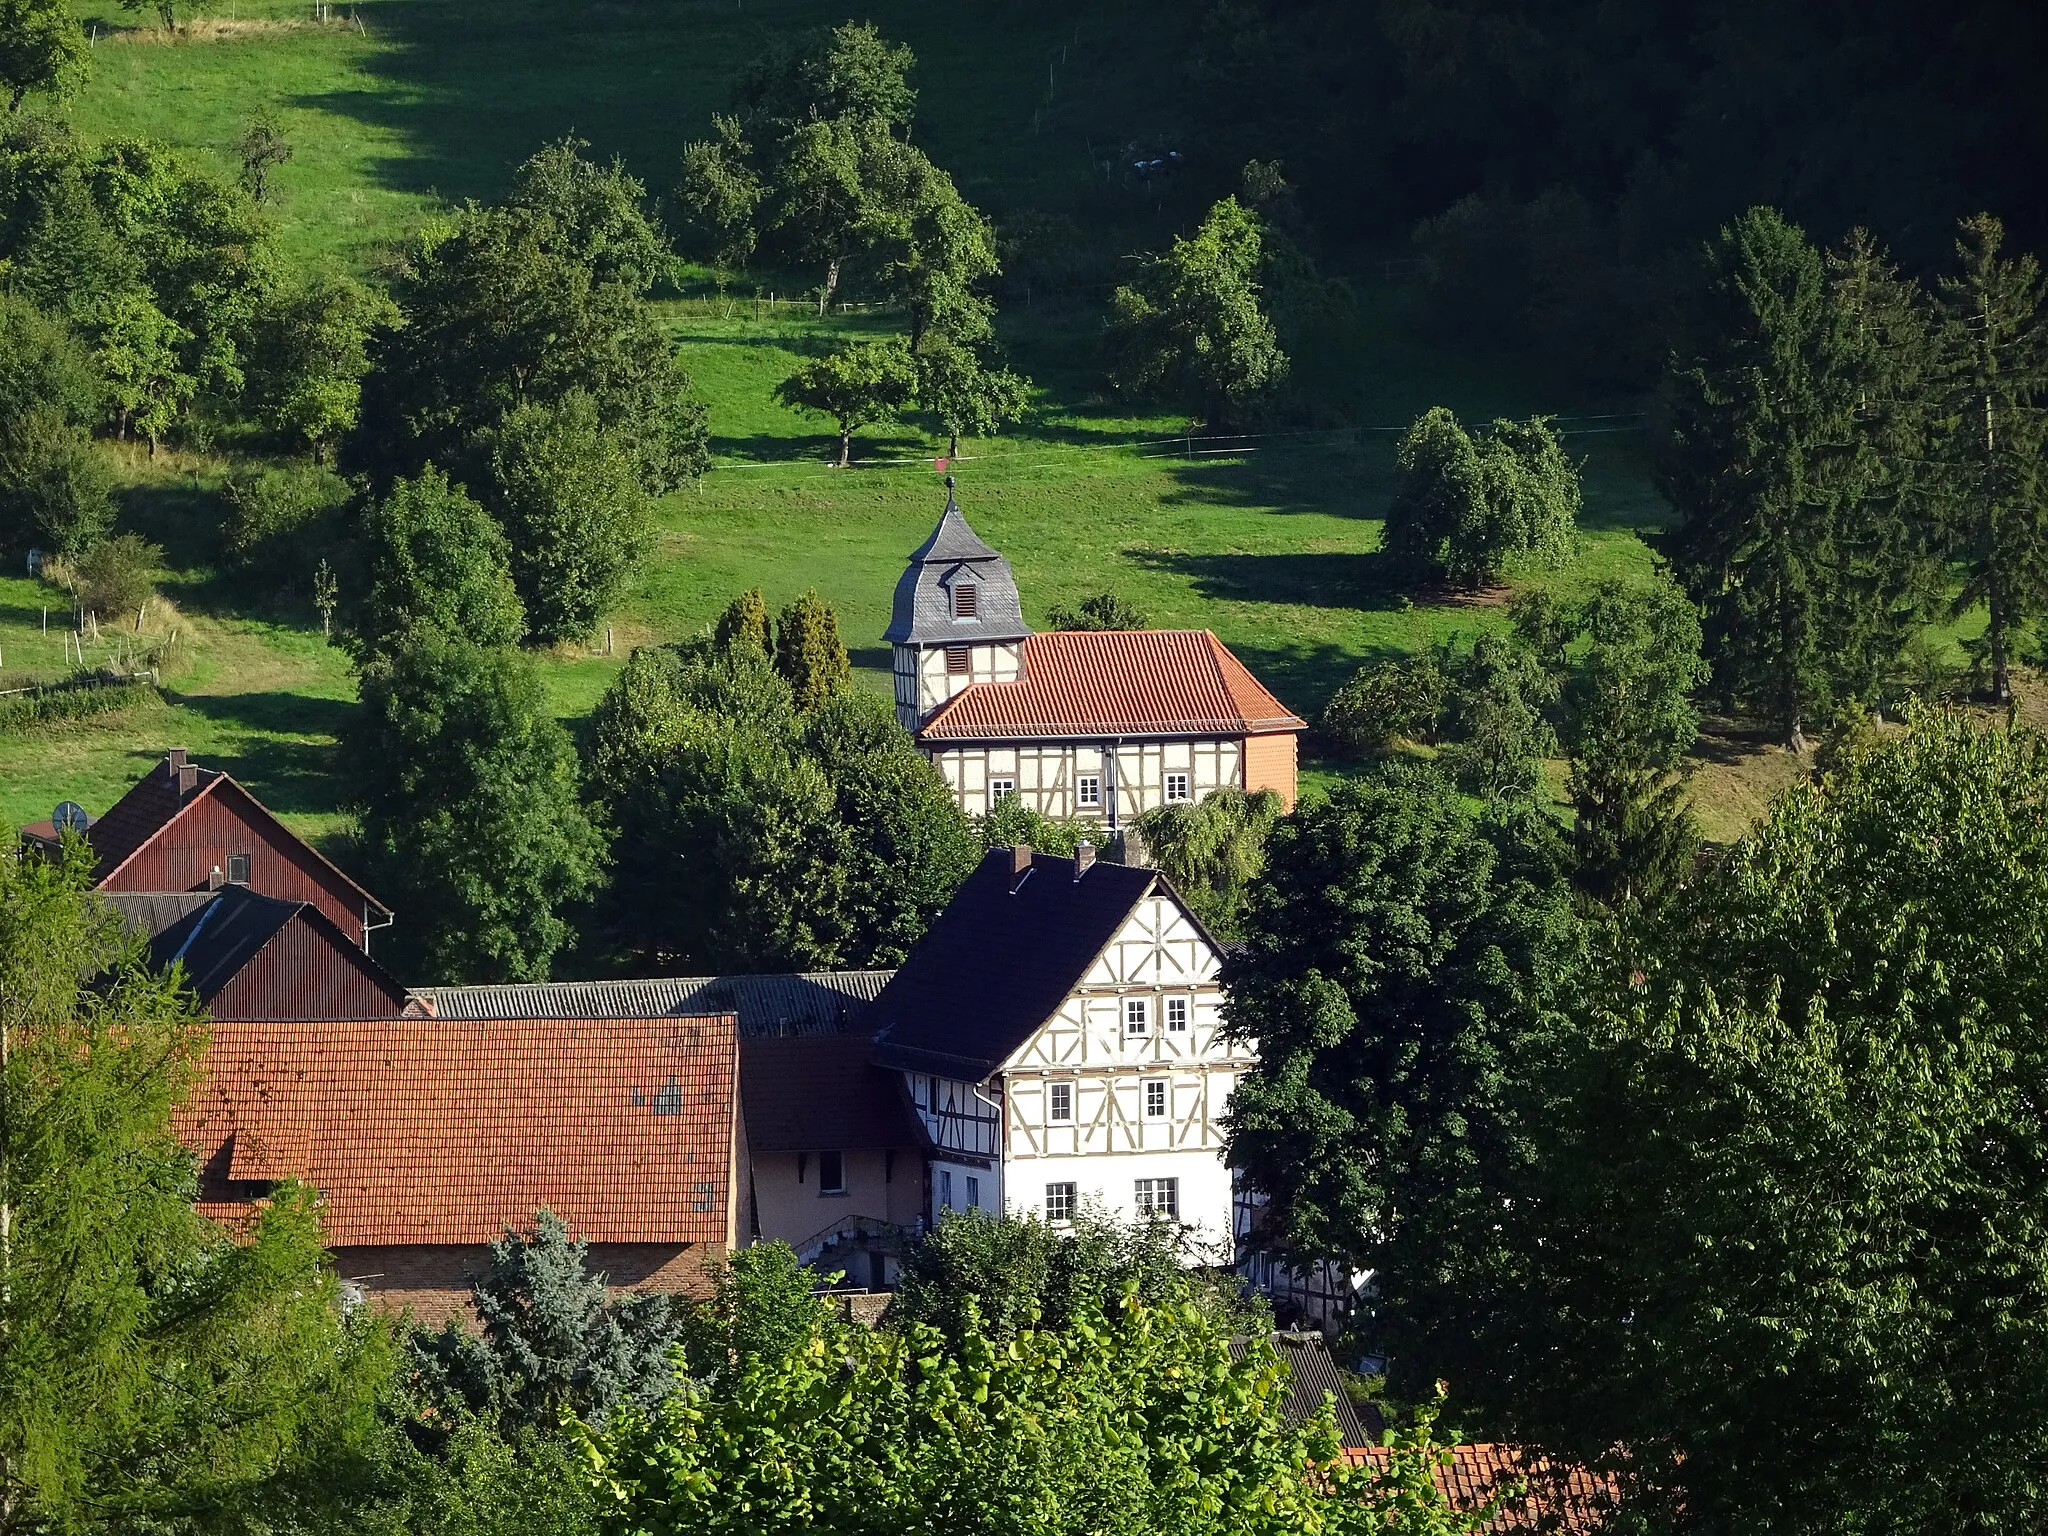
(934, 456, 949, 472)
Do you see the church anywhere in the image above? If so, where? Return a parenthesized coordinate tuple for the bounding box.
(885, 486, 1305, 828)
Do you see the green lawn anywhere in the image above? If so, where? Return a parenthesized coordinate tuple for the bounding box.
(5, 0, 1679, 846)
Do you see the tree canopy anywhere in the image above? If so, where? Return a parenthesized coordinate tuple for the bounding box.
(1384, 408, 1579, 588)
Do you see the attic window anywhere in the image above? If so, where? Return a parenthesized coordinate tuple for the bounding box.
(946, 645, 970, 675)
(953, 583, 979, 619)
(225, 853, 250, 884)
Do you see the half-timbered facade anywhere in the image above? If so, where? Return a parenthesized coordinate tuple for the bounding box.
(867, 845, 1248, 1258)
(886, 490, 1307, 822)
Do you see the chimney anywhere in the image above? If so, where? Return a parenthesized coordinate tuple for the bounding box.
(1074, 841, 1096, 879)
(207, 865, 224, 890)
(1009, 844, 1033, 877)
(168, 748, 196, 796)
(166, 747, 187, 771)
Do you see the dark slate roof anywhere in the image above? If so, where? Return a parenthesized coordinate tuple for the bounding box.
(866, 848, 1163, 1077)
(420, 971, 893, 1036)
(882, 491, 1031, 647)
(106, 890, 215, 938)
(741, 1034, 930, 1152)
(1231, 1333, 1381, 1448)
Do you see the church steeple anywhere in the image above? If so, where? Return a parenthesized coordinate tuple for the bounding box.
(886, 480, 1031, 729)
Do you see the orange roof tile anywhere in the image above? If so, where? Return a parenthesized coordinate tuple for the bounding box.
(1349, 1443, 1619, 1532)
(177, 1016, 737, 1246)
(917, 630, 1304, 741)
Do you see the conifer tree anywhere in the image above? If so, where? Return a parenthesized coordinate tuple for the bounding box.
(1929, 214, 2047, 704)
(712, 587, 772, 658)
(1663, 207, 1861, 749)
(773, 588, 851, 710)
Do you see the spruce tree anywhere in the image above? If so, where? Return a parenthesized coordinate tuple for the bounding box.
(773, 588, 851, 710)
(1663, 207, 1862, 749)
(1930, 214, 2047, 704)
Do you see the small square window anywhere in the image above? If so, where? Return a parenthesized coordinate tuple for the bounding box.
(988, 778, 1016, 809)
(1045, 1181, 1077, 1223)
(946, 645, 970, 675)
(225, 852, 251, 884)
(966, 1175, 981, 1209)
(1124, 998, 1149, 1035)
(818, 1150, 845, 1194)
(953, 583, 979, 619)
(1076, 774, 1101, 808)
(1144, 1079, 1168, 1118)
(1135, 1177, 1178, 1219)
(1165, 773, 1191, 803)
(1049, 1082, 1073, 1122)
(1166, 997, 1190, 1032)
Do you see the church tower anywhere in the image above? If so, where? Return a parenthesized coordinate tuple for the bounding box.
(885, 481, 1031, 730)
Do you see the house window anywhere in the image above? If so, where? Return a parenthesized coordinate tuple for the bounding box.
(1049, 1082, 1073, 1122)
(818, 1151, 845, 1195)
(946, 645, 970, 674)
(1077, 774, 1101, 808)
(1124, 998, 1149, 1035)
(1144, 1079, 1168, 1118)
(1135, 1177, 1179, 1219)
(988, 777, 1016, 808)
(1166, 997, 1190, 1032)
(939, 1170, 954, 1211)
(966, 1175, 981, 1209)
(953, 583, 979, 619)
(225, 852, 251, 884)
(1045, 1181, 1077, 1224)
(1165, 772, 1191, 803)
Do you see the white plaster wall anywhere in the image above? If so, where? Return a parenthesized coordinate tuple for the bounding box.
(1006, 1146, 1234, 1262)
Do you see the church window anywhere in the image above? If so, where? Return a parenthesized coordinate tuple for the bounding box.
(1045, 1181, 1077, 1223)
(1077, 774, 1101, 807)
(819, 1151, 845, 1194)
(1166, 997, 1189, 1032)
(1049, 1082, 1073, 1121)
(1135, 1177, 1179, 1219)
(953, 583, 979, 618)
(1125, 998, 1149, 1035)
(1165, 772, 1191, 803)
(946, 645, 970, 674)
(1144, 1079, 1168, 1118)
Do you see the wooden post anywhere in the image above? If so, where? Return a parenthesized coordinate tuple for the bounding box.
(606, 625, 615, 656)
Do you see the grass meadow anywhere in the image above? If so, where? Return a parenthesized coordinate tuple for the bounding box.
(3, 0, 1707, 846)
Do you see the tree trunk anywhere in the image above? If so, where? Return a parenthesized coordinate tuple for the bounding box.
(948, 429, 960, 458)
(818, 258, 841, 317)
(9, 86, 25, 114)
(1990, 566, 2012, 705)
(838, 427, 852, 468)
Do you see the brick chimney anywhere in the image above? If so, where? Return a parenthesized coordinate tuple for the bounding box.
(1009, 845, 1032, 877)
(167, 747, 197, 797)
(1074, 841, 1096, 879)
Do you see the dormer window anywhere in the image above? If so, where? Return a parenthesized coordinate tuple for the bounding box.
(953, 582, 979, 619)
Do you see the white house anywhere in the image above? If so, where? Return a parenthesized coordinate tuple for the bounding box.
(865, 843, 1248, 1260)
(884, 486, 1305, 826)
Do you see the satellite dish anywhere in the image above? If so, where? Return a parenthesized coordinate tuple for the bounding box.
(52, 801, 89, 834)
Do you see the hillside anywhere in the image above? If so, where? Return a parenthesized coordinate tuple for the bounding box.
(3, 0, 1747, 846)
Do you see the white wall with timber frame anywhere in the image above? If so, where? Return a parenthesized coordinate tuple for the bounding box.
(926, 737, 1245, 825)
(893, 640, 1024, 731)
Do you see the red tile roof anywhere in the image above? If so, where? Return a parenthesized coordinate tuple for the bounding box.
(741, 1034, 928, 1152)
(917, 630, 1304, 741)
(1349, 1444, 1618, 1532)
(177, 1016, 738, 1246)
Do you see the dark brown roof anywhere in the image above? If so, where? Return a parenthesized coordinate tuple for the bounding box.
(177, 1015, 739, 1246)
(83, 754, 390, 917)
(1349, 1444, 1618, 1532)
(741, 1034, 928, 1152)
(917, 630, 1304, 741)
(867, 848, 1210, 1077)
(1232, 1332, 1380, 1448)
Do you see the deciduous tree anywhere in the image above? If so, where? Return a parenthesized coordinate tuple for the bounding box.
(345, 465, 526, 662)
(1135, 785, 1283, 937)
(245, 272, 398, 459)
(775, 337, 915, 467)
(1384, 408, 1579, 588)
(0, 0, 88, 113)
(1043, 590, 1148, 631)
(0, 292, 110, 555)
(913, 336, 1027, 458)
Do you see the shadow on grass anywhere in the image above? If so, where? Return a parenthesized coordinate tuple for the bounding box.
(1215, 636, 1395, 718)
(1129, 548, 1411, 613)
(847, 645, 893, 675)
(170, 689, 356, 742)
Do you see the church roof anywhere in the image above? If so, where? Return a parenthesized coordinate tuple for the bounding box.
(883, 488, 1031, 647)
(867, 848, 1213, 1077)
(917, 630, 1305, 742)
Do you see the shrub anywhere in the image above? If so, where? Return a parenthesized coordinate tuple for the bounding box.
(1044, 591, 1149, 631)
(66, 533, 162, 619)
(223, 463, 352, 592)
(1322, 653, 1448, 755)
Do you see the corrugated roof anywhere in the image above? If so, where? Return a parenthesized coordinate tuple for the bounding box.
(177, 1015, 738, 1246)
(1349, 1443, 1619, 1532)
(1230, 1333, 1380, 1448)
(883, 493, 1030, 647)
(105, 890, 215, 938)
(917, 630, 1305, 741)
(148, 885, 299, 1001)
(741, 1034, 929, 1152)
(867, 849, 1177, 1076)
(419, 971, 892, 1035)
